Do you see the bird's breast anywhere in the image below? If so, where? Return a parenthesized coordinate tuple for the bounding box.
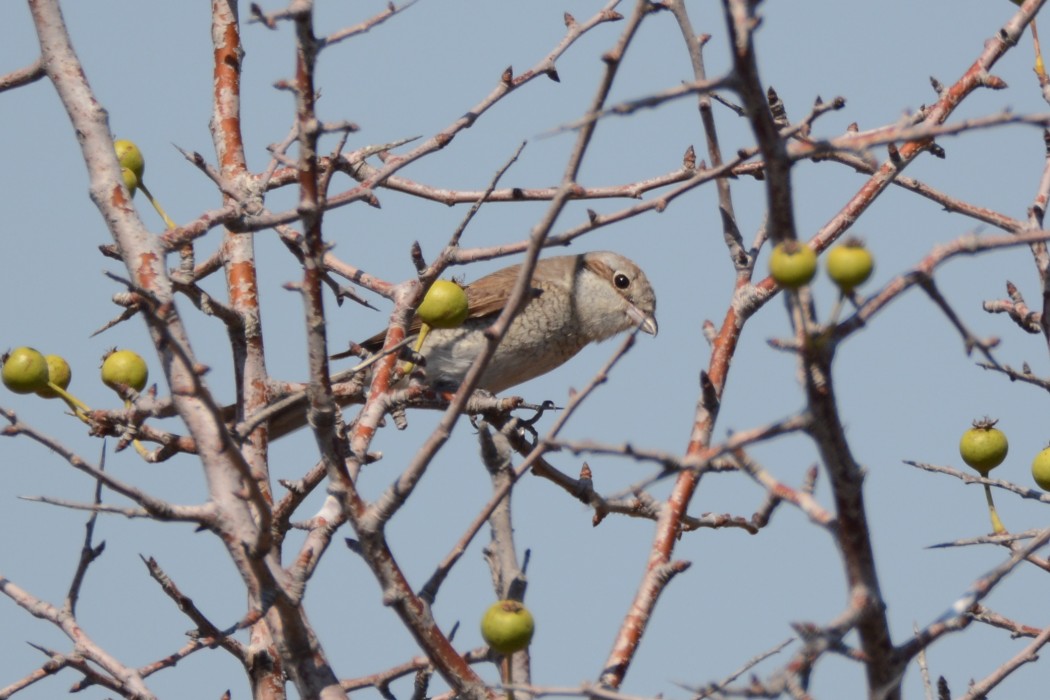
(418, 301, 591, 393)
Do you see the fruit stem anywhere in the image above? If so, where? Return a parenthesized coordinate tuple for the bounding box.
(138, 181, 177, 230)
(47, 383, 92, 422)
(133, 438, 151, 460)
(984, 483, 1006, 535)
(120, 398, 152, 460)
(401, 323, 432, 376)
(502, 655, 514, 700)
(827, 291, 847, 327)
(1032, 19, 1046, 82)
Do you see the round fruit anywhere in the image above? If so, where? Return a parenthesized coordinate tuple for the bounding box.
(121, 167, 138, 196)
(769, 241, 817, 289)
(480, 600, 534, 655)
(1032, 447, 1050, 491)
(826, 239, 874, 293)
(101, 349, 149, 393)
(2, 347, 50, 395)
(35, 355, 72, 399)
(114, 139, 145, 182)
(959, 420, 1008, 476)
(417, 279, 469, 329)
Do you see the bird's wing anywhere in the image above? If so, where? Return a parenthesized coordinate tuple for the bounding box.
(352, 262, 543, 353)
(462, 261, 544, 316)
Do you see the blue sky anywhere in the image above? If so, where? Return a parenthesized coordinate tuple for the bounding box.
(3, 1, 1050, 698)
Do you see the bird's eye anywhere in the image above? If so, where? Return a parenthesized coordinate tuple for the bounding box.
(614, 272, 631, 289)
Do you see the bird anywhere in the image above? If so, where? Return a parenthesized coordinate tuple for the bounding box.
(368, 250, 658, 393)
(257, 251, 657, 437)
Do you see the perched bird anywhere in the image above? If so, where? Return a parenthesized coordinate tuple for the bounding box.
(260, 251, 657, 437)
(365, 250, 658, 393)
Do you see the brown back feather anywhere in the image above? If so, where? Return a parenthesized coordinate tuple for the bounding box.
(357, 261, 546, 352)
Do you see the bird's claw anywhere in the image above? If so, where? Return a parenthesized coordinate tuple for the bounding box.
(517, 399, 560, 434)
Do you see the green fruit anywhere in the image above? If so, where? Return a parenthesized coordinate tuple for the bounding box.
(2, 347, 50, 395)
(114, 139, 145, 182)
(121, 167, 138, 196)
(1032, 447, 1050, 491)
(417, 279, 469, 329)
(769, 241, 817, 289)
(101, 349, 149, 393)
(959, 420, 1008, 476)
(35, 355, 72, 399)
(826, 239, 874, 292)
(480, 600, 534, 655)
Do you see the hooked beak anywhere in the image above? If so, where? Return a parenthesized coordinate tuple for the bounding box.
(626, 304, 658, 336)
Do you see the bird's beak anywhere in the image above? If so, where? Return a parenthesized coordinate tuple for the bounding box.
(626, 304, 658, 336)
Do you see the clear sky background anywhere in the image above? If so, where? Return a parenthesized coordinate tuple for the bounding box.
(3, 1, 1050, 698)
